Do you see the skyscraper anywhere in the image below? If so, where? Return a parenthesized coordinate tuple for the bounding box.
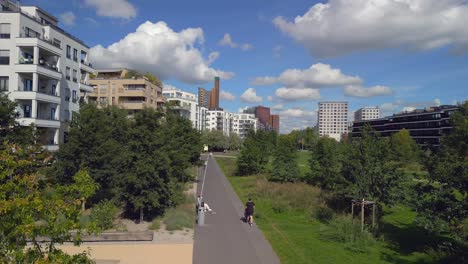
(255, 106, 271, 129)
(198, 87, 208, 108)
(208, 76, 220, 110)
(318, 102, 349, 141)
(269, 114, 280, 134)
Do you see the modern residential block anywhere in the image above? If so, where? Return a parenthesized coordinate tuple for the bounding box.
(317, 102, 349, 141)
(231, 113, 258, 138)
(354, 106, 380, 122)
(0, 0, 94, 151)
(206, 110, 231, 136)
(163, 86, 200, 130)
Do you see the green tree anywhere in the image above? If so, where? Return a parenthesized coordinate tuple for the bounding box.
(227, 133, 242, 150)
(269, 135, 300, 182)
(201, 130, 228, 151)
(236, 130, 271, 175)
(414, 103, 467, 239)
(389, 129, 421, 163)
(0, 94, 35, 147)
(72, 170, 99, 211)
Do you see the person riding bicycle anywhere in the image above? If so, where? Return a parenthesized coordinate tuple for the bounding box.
(245, 198, 255, 226)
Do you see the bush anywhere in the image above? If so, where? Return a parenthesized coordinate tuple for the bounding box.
(149, 218, 161, 230)
(320, 215, 377, 253)
(313, 206, 334, 223)
(272, 199, 290, 214)
(90, 200, 119, 231)
(163, 205, 194, 231)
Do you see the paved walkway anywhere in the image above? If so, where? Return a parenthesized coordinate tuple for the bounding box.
(193, 155, 280, 264)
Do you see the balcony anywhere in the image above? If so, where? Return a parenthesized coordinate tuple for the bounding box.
(15, 63, 61, 80)
(79, 60, 94, 73)
(120, 101, 145, 110)
(16, 35, 62, 56)
(11, 91, 60, 104)
(79, 81, 94, 93)
(17, 117, 60, 128)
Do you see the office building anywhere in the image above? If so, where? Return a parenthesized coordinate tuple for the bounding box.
(88, 69, 164, 115)
(352, 105, 460, 148)
(231, 113, 258, 138)
(317, 102, 349, 141)
(0, 0, 94, 150)
(163, 87, 200, 130)
(355, 107, 380, 122)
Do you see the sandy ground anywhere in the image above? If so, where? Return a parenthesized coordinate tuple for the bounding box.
(58, 243, 193, 264)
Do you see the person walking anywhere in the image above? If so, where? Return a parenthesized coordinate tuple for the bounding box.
(245, 198, 255, 226)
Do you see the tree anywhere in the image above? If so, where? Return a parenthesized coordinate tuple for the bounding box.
(201, 130, 228, 151)
(227, 133, 242, 150)
(72, 170, 99, 211)
(414, 103, 468, 240)
(389, 129, 421, 163)
(0, 93, 35, 147)
(236, 130, 271, 176)
(269, 135, 300, 182)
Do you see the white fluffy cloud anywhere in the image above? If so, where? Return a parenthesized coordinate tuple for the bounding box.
(275, 87, 320, 101)
(279, 108, 315, 118)
(274, 0, 468, 57)
(271, 104, 284, 110)
(240, 88, 262, 104)
(60, 11, 76, 26)
(220, 90, 236, 101)
(85, 0, 137, 19)
(89, 21, 233, 84)
(241, 43, 253, 51)
(219, 33, 253, 51)
(252, 63, 362, 87)
(344, 85, 393, 98)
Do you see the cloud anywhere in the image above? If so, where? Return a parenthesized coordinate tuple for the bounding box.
(344, 85, 393, 98)
(271, 104, 284, 110)
(220, 90, 236, 101)
(207, 52, 220, 64)
(85, 0, 137, 19)
(240, 88, 262, 104)
(162, 83, 178, 90)
(89, 21, 234, 84)
(84, 17, 98, 25)
(241, 43, 254, 51)
(279, 108, 315, 118)
(60, 11, 76, 26)
(219, 33, 237, 48)
(267, 96, 273, 101)
(273, 0, 468, 57)
(252, 63, 362, 87)
(275, 87, 320, 101)
(273, 45, 282, 58)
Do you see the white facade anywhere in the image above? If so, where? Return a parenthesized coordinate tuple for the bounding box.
(198, 106, 207, 131)
(0, 1, 93, 150)
(206, 110, 231, 136)
(354, 107, 380, 122)
(162, 87, 200, 130)
(231, 113, 257, 138)
(317, 102, 349, 141)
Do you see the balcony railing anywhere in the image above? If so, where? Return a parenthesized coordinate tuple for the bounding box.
(80, 59, 92, 67)
(17, 86, 58, 97)
(18, 33, 62, 49)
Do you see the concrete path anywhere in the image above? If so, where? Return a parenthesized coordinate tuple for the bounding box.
(193, 155, 281, 264)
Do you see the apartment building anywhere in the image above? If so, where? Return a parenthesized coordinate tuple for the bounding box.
(354, 107, 380, 122)
(206, 110, 231, 136)
(231, 113, 258, 138)
(352, 105, 460, 148)
(0, 0, 94, 150)
(269, 114, 280, 134)
(317, 102, 349, 141)
(162, 87, 200, 130)
(88, 69, 164, 115)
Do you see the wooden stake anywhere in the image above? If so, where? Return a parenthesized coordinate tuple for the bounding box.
(361, 199, 365, 232)
(372, 203, 376, 229)
(351, 203, 354, 218)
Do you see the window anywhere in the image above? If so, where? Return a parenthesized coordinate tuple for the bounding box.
(0, 24, 10, 39)
(24, 79, 32, 91)
(24, 27, 40, 38)
(65, 88, 70, 102)
(0, 50, 9, 65)
(73, 48, 78, 62)
(66, 45, 71, 59)
(72, 69, 77, 82)
(72, 90, 78, 103)
(53, 38, 61, 48)
(66, 67, 70, 80)
(0, 77, 8, 91)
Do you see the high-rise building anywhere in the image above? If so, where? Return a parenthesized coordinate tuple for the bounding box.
(255, 106, 271, 129)
(269, 114, 280, 134)
(163, 86, 201, 129)
(317, 102, 349, 141)
(208, 76, 220, 110)
(88, 69, 164, 115)
(0, 0, 94, 151)
(354, 107, 380, 122)
(198, 87, 208, 108)
(231, 113, 258, 138)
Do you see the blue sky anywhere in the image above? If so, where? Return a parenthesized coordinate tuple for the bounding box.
(23, 0, 468, 132)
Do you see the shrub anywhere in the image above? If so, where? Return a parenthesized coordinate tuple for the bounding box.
(163, 205, 194, 231)
(320, 215, 377, 253)
(313, 206, 334, 223)
(149, 218, 161, 230)
(272, 199, 290, 214)
(90, 200, 119, 231)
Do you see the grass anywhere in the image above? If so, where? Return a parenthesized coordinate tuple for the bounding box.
(163, 203, 195, 231)
(216, 156, 441, 264)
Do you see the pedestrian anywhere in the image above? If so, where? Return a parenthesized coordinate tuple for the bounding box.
(245, 198, 255, 226)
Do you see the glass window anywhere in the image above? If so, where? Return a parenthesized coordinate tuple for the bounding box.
(72, 69, 77, 82)
(66, 45, 71, 59)
(0, 77, 8, 91)
(65, 88, 70, 102)
(73, 48, 78, 62)
(72, 90, 78, 103)
(66, 67, 71, 80)
(0, 50, 9, 65)
(0, 23, 10, 38)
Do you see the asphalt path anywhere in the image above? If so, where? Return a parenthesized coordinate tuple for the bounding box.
(193, 154, 281, 264)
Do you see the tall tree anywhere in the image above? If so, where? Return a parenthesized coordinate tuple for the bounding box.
(0, 94, 35, 147)
(236, 130, 270, 175)
(389, 129, 421, 163)
(269, 135, 300, 182)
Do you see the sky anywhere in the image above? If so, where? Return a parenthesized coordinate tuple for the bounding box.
(22, 0, 468, 133)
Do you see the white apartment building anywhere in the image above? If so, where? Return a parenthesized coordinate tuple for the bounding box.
(354, 107, 380, 122)
(198, 106, 207, 131)
(206, 110, 231, 136)
(162, 87, 200, 129)
(231, 113, 257, 138)
(0, 0, 94, 151)
(317, 102, 349, 141)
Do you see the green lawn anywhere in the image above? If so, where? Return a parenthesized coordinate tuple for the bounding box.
(216, 156, 440, 264)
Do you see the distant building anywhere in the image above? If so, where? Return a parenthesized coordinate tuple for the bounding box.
(355, 107, 380, 122)
(198, 87, 208, 108)
(208, 76, 220, 110)
(352, 105, 460, 148)
(269, 114, 280, 134)
(0, 0, 94, 150)
(318, 102, 349, 141)
(231, 113, 258, 138)
(206, 110, 231, 136)
(88, 69, 164, 115)
(255, 106, 271, 129)
(162, 87, 199, 130)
